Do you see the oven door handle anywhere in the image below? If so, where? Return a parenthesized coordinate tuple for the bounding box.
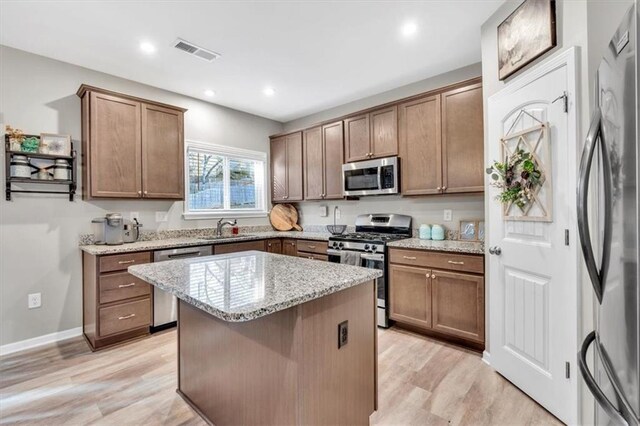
(361, 253, 384, 261)
(327, 249, 343, 256)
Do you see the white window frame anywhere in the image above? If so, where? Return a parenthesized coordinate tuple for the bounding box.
(183, 140, 268, 220)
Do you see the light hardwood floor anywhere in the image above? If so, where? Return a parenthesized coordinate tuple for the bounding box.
(0, 327, 563, 425)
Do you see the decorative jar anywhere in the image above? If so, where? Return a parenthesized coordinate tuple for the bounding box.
(431, 224, 445, 241)
(10, 155, 31, 178)
(419, 224, 431, 240)
(53, 159, 71, 180)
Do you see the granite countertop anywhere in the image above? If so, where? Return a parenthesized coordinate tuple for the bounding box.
(128, 251, 382, 322)
(79, 231, 332, 255)
(387, 238, 484, 255)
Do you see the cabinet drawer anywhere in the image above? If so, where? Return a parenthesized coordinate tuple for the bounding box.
(389, 248, 483, 274)
(99, 272, 151, 304)
(99, 251, 151, 273)
(297, 252, 328, 261)
(99, 298, 151, 337)
(214, 240, 266, 254)
(296, 240, 328, 255)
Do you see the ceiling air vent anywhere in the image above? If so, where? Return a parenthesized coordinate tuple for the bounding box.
(173, 38, 221, 62)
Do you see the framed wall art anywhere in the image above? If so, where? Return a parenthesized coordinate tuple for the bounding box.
(497, 0, 557, 80)
(40, 133, 71, 156)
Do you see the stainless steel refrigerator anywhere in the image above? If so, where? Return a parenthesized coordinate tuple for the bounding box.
(578, 5, 639, 426)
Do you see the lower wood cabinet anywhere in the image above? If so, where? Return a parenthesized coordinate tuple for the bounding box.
(297, 239, 328, 261)
(389, 248, 485, 349)
(265, 239, 282, 254)
(83, 251, 152, 351)
(282, 239, 298, 256)
(214, 240, 266, 254)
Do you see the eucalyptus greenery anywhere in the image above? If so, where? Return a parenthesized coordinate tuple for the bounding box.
(486, 148, 543, 209)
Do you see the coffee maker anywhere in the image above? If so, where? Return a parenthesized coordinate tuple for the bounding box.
(91, 213, 124, 245)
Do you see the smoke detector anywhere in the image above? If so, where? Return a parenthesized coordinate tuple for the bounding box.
(173, 38, 221, 62)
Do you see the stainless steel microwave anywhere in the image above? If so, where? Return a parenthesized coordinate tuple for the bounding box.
(342, 156, 399, 196)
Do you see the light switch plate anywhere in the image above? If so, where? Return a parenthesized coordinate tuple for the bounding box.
(28, 293, 41, 309)
(156, 211, 168, 222)
(443, 209, 453, 221)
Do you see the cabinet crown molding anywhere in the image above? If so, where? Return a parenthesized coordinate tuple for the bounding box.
(76, 84, 188, 113)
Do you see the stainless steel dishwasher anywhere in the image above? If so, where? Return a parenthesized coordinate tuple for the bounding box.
(152, 245, 212, 331)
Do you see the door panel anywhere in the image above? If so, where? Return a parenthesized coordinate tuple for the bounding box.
(389, 264, 431, 329)
(266, 239, 282, 254)
(431, 269, 484, 343)
(398, 95, 442, 195)
(345, 114, 371, 162)
(286, 132, 303, 201)
(487, 52, 578, 424)
(89, 92, 142, 198)
(370, 106, 398, 158)
(141, 103, 184, 199)
(271, 136, 287, 202)
(442, 83, 484, 193)
(322, 121, 344, 199)
(303, 127, 324, 200)
(282, 239, 298, 257)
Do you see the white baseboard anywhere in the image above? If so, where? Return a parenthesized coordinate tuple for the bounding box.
(0, 327, 83, 356)
(482, 350, 491, 366)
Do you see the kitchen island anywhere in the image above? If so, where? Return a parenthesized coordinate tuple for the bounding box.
(129, 251, 382, 426)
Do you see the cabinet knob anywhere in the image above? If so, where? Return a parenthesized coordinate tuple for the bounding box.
(137, 190, 142, 195)
(432, 274, 436, 279)
(442, 186, 447, 190)
(436, 187, 442, 191)
(144, 190, 148, 195)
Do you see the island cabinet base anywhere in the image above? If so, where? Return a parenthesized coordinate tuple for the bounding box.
(177, 280, 377, 426)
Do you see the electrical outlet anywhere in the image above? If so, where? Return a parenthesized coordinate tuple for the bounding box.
(28, 293, 41, 309)
(155, 211, 168, 222)
(335, 207, 341, 219)
(319, 205, 328, 217)
(130, 212, 139, 221)
(338, 320, 348, 348)
(443, 209, 453, 222)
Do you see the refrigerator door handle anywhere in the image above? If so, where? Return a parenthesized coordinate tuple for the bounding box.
(577, 108, 605, 303)
(579, 331, 629, 426)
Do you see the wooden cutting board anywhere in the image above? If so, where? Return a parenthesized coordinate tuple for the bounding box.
(269, 204, 302, 231)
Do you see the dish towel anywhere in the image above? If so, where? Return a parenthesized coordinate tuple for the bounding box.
(340, 251, 361, 266)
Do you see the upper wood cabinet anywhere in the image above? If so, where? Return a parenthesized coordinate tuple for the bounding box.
(441, 83, 484, 193)
(78, 85, 186, 200)
(303, 122, 344, 200)
(344, 106, 398, 162)
(270, 132, 303, 202)
(398, 95, 442, 195)
(398, 80, 484, 195)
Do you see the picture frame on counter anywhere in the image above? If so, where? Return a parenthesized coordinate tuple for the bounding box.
(39, 133, 71, 156)
(459, 219, 485, 241)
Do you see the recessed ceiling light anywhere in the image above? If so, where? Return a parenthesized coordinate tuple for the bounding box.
(204, 89, 215, 97)
(263, 86, 276, 97)
(139, 41, 156, 54)
(401, 22, 418, 38)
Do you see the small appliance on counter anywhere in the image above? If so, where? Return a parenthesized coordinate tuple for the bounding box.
(91, 213, 124, 245)
(123, 218, 142, 243)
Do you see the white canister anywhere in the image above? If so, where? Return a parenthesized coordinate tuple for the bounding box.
(419, 224, 431, 240)
(53, 159, 71, 181)
(10, 155, 31, 178)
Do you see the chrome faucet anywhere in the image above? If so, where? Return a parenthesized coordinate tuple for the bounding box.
(216, 218, 237, 237)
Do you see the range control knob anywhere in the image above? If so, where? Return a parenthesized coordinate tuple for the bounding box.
(371, 245, 377, 252)
(364, 244, 370, 251)
(338, 242, 344, 249)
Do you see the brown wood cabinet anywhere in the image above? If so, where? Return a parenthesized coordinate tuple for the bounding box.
(303, 122, 344, 200)
(83, 251, 152, 351)
(77, 85, 186, 200)
(398, 79, 483, 196)
(265, 239, 282, 254)
(344, 106, 398, 163)
(282, 239, 298, 256)
(271, 132, 303, 202)
(388, 247, 485, 349)
(214, 240, 266, 255)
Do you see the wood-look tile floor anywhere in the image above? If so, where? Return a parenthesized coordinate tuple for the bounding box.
(0, 327, 563, 425)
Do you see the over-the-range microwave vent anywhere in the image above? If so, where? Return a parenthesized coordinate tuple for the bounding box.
(173, 38, 221, 62)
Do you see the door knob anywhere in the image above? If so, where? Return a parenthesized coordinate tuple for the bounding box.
(489, 246, 502, 256)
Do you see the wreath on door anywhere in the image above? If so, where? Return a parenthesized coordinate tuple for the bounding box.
(486, 148, 544, 209)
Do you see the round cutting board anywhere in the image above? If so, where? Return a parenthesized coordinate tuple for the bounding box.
(269, 204, 302, 231)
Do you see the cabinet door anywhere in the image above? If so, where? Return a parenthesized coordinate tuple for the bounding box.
(370, 106, 398, 158)
(271, 136, 287, 202)
(89, 92, 142, 198)
(141, 103, 184, 199)
(282, 239, 298, 256)
(431, 269, 484, 343)
(398, 95, 442, 195)
(266, 239, 282, 254)
(322, 121, 344, 199)
(389, 264, 432, 329)
(303, 127, 324, 200)
(286, 132, 304, 201)
(344, 114, 371, 162)
(441, 83, 484, 193)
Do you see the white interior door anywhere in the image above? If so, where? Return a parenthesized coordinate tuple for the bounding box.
(487, 48, 579, 424)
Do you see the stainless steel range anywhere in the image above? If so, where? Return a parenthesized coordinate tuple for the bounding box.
(327, 213, 412, 328)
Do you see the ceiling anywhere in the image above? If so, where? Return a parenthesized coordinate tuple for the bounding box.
(0, 1, 502, 122)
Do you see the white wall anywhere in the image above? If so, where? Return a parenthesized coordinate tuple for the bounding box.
(0, 46, 283, 346)
(284, 62, 486, 230)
